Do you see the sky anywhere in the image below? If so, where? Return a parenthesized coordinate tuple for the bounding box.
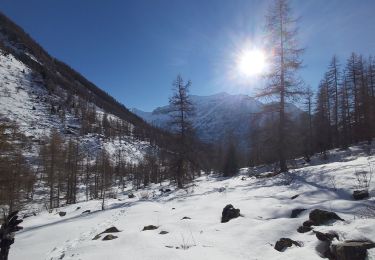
(0, 0, 374, 111)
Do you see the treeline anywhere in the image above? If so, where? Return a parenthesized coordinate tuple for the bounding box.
(314, 54, 375, 154)
(0, 121, 34, 213)
(247, 53, 375, 167)
(0, 119, 211, 212)
(38, 127, 212, 210)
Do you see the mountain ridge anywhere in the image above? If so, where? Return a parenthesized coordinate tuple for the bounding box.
(133, 92, 302, 148)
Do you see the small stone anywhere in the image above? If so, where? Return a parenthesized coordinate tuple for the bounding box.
(102, 234, 118, 241)
(353, 190, 369, 200)
(59, 212, 66, 217)
(82, 210, 91, 214)
(159, 231, 169, 235)
(159, 188, 171, 193)
(181, 216, 191, 220)
(76, 207, 81, 210)
(101, 227, 121, 234)
(291, 194, 299, 200)
(128, 193, 135, 198)
(274, 238, 301, 252)
(142, 225, 158, 231)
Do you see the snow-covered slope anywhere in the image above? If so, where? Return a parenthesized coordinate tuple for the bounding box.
(0, 12, 168, 166)
(0, 50, 149, 164)
(11, 145, 375, 260)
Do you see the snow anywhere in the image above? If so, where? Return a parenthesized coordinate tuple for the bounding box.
(10, 146, 375, 260)
(0, 50, 149, 166)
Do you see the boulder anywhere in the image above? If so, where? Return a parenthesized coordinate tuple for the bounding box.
(274, 238, 301, 252)
(59, 212, 66, 217)
(221, 204, 240, 223)
(297, 226, 312, 233)
(291, 208, 307, 218)
(309, 209, 344, 225)
(331, 240, 375, 260)
(353, 190, 369, 200)
(102, 234, 118, 241)
(142, 225, 158, 231)
(314, 231, 339, 242)
(128, 193, 135, 199)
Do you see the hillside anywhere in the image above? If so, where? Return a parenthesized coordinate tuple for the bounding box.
(0, 11, 181, 165)
(0, 12, 185, 214)
(10, 145, 375, 260)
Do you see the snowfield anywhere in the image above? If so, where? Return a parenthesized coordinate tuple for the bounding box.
(10, 146, 375, 260)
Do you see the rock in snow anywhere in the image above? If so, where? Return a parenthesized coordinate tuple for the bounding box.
(274, 238, 301, 252)
(352, 190, 369, 200)
(102, 234, 118, 241)
(331, 240, 375, 260)
(221, 204, 240, 223)
(297, 226, 312, 233)
(309, 209, 344, 225)
(142, 225, 158, 231)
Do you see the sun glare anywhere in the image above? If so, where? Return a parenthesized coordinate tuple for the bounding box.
(237, 49, 266, 77)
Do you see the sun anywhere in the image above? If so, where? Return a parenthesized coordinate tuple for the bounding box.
(237, 49, 266, 77)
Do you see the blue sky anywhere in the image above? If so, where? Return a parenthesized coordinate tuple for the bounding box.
(1, 0, 374, 111)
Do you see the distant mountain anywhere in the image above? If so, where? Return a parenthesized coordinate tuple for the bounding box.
(133, 92, 302, 149)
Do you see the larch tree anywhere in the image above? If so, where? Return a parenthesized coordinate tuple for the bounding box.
(168, 75, 195, 188)
(259, 0, 304, 172)
(326, 55, 341, 146)
(303, 86, 314, 160)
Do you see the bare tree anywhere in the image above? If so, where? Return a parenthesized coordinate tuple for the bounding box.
(258, 0, 304, 172)
(326, 55, 341, 146)
(168, 75, 195, 188)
